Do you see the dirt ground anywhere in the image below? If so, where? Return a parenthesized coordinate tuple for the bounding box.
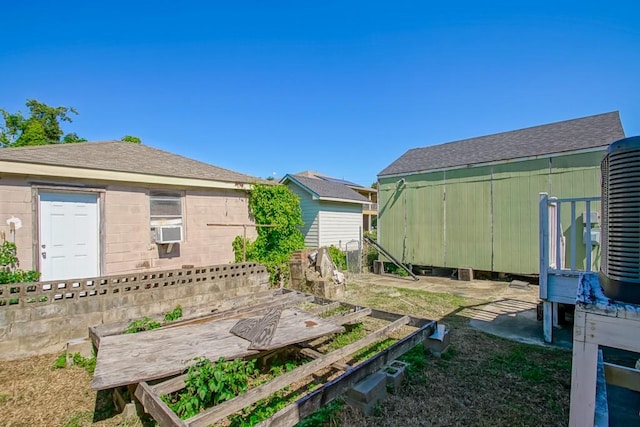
(0, 273, 570, 427)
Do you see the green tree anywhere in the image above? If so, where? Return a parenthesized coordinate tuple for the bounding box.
(232, 184, 305, 284)
(121, 135, 142, 144)
(0, 99, 83, 147)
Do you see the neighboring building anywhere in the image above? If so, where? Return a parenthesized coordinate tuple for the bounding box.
(377, 111, 625, 276)
(280, 173, 370, 249)
(294, 171, 378, 232)
(0, 141, 260, 281)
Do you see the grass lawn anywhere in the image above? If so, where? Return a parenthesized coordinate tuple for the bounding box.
(0, 280, 570, 427)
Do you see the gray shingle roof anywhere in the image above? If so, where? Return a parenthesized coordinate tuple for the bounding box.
(0, 141, 259, 184)
(379, 111, 625, 177)
(284, 174, 369, 203)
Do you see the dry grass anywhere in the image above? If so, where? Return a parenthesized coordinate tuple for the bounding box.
(0, 280, 570, 427)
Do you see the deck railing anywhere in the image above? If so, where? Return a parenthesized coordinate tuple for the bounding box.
(539, 192, 601, 343)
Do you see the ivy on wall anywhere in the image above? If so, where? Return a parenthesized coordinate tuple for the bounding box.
(233, 183, 305, 284)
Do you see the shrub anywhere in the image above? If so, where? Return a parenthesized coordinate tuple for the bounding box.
(327, 245, 346, 271)
(0, 241, 40, 284)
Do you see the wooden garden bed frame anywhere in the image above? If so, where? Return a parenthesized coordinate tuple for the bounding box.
(91, 289, 436, 427)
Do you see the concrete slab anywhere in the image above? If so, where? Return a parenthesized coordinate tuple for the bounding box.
(347, 273, 573, 349)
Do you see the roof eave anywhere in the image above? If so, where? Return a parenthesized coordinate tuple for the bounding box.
(0, 160, 253, 190)
(378, 145, 609, 179)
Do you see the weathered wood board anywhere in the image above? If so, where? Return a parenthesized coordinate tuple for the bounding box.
(92, 307, 343, 390)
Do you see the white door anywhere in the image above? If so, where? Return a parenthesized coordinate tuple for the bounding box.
(39, 192, 100, 281)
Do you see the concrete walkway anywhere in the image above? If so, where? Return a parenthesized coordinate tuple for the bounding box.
(348, 272, 572, 349)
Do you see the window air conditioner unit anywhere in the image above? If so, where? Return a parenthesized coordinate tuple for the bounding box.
(154, 225, 183, 244)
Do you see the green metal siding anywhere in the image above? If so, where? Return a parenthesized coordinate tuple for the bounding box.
(378, 150, 605, 275)
(491, 159, 550, 274)
(443, 167, 492, 270)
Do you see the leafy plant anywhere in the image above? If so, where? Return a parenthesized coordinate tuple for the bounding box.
(232, 183, 305, 284)
(327, 246, 346, 271)
(0, 241, 40, 284)
(384, 262, 409, 277)
(52, 353, 68, 370)
(52, 351, 96, 375)
(164, 357, 259, 419)
(164, 305, 183, 322)
(296, 398, 344, 427)
(124, 317, 162, 334)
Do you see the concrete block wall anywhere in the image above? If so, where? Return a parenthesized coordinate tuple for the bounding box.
(0, 176, 258, 276)
(0, 262, 270, 360)
(0, 178, 35, 270)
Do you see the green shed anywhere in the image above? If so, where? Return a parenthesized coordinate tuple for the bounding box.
(377, 111, 625, 276)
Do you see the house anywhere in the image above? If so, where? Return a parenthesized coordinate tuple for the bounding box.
(377, 111, 625, 276)
(280, 173, 370, 250)
(0, 141, 260, 281)
(294, 171, 378, 232)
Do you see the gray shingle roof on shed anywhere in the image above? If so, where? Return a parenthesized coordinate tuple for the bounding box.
(0, 141, 259, 184)
(284, 174, 369, 203)
(379, 111, 625, 177)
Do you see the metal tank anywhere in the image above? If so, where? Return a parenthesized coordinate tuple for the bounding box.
(600, 136, 640, 304)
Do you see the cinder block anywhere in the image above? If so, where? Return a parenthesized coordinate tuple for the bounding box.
(384, 360, 409, 391)
(66, 337, 94, 365)
(425, 324, 450, 357)
(346, 371, 387, 403)
(458, 267, 473, 281)
(345, 372, 388, 416)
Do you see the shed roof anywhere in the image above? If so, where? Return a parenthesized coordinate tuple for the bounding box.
(379, 111, 625, 177)
(282, 174, 369, 204)
(0, 141, 259, 184)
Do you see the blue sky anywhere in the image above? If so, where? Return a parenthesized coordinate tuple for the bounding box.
(2, 1, 639, 186)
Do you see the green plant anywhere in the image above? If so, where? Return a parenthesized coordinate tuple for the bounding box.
(52, 352, 96, 375)
(52, 353, 68, 370)
(124, 317, 162, 334)
(164, 305, 183, 322)
(399, 344, 428, 382)
(232, 183, 305, 284)
(384, 262, 409, 277)
(327, 246, 346, 271)
(71, 352, 97, 375)
(296, 398, 344, 427)
(165, 357, 259, 419)
(0, 241, 40, 284)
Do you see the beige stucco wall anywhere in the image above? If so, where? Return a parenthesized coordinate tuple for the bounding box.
(0, 175, 257, 276)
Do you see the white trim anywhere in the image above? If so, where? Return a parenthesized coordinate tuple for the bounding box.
(0, 161, 253, 190)
(378, 146, 608, 179)
(316, 196, 368, 205)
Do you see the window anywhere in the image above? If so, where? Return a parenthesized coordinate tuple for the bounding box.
(149, 192, 183, 228)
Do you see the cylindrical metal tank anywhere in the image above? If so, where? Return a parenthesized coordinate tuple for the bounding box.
(600, 136, 640, 304)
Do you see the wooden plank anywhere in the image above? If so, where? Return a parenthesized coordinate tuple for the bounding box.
(135, 381, 186, 427)
(248, 307, 283, 350)
(569, 339, 599, 427)
(159, 293, 311, 330)
(185, 315, 411, 427)
(298, 348, 351, 371)
(229, 318, 260, 340)
(543, 301, 553, 343)
(306, 301, 341, 315)
(92, 308, 342, 390)
(325, 308, 372, 325)
(257, 320, 436, 427)
(604, 362, 640, 392)
(89, 290, 310, 348)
